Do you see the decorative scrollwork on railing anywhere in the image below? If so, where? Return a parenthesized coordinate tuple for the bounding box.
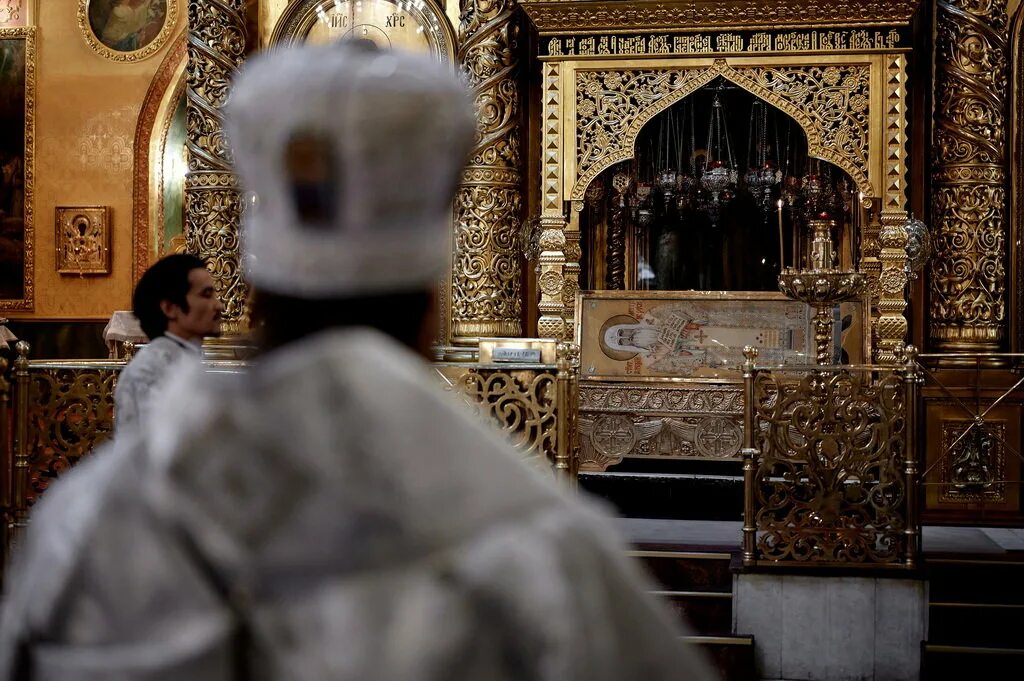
(743, 360, 920, 568)
(440, 366, 557, 474)
(23, 367, 119, 502)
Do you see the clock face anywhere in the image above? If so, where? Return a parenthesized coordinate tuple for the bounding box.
(280, 0, 454, 62)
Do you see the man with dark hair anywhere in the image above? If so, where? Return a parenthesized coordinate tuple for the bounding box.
(0, 42, 711, 681)
(113, 253, 222, 431)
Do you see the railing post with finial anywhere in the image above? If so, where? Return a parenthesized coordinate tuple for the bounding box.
(741, 345, 759, 567)
(902, 344, 921, 569)
(10, 341, 29, 547)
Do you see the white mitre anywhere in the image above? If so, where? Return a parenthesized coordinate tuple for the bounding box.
(225, 40, 475, 297)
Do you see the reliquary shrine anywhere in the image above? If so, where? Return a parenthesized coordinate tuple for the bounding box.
(2, 1, 1024, 676)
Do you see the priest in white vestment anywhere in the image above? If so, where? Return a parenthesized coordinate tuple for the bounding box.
(0, 40, 714, 681)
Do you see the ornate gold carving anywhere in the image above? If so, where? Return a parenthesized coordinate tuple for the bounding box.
(571, 61, 871, 201)
(521, 0, 922, 34)
(542, 61, 562, 214)
(580, 384, 745, 413)
(537, 218, 568, 339)
(451, 0, 523, 341)
(578, 382, 745, 469)
(56, 206, 111, 274)
(77, 0, 180, 63)
(746, 366, 915, 565)
(939, 420, 1006, 503)
(1015, 6, 1024, 351)
(578, 414, 745, 468)
(133, 34, 187, 284)
(436, 366, 569, 473)
(875, 214, 910, 362)
(185, 0, 247, 328)
(606, 171, 630, 289)
(884, 55, 908, 212)
(0, 26, 33, 311)
(930, 0, 1008, 351)
(575, 69, 713, 193)
(21, 361, 119, 504)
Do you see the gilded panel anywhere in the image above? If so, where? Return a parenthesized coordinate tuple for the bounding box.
(521, 0, 922, 34)
(436, 365, 559, 476)
(570, 60, 872, 202)
(748, 368, 911, 565)
(578, 382, 745, 469)
(25, 366, 118, 503)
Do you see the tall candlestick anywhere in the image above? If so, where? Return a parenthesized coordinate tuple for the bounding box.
(777, 199, 785, 270)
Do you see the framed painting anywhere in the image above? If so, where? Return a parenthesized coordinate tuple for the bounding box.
(78, 0, 178, 63)
(577, 291, 819, 381)
(0, 26, 33, 310)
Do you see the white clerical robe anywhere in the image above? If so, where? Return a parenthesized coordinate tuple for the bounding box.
(113, 333, 201, 432)
(0, 328, 713, 681)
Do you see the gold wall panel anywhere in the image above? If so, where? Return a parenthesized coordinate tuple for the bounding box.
(14, 4, 185, 320)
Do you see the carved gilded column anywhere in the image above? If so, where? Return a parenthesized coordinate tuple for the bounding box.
(537, 61, 570, 340)
(930, 0, 1008, 352)
(185, 0, 247, 329)
(452, 0, 523, 341)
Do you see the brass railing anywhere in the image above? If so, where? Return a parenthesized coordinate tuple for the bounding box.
(1, 339, 580, 566)
(741, 347, 922, 569)
(3, 342, 125, 558)
(434, 341, 580, 481)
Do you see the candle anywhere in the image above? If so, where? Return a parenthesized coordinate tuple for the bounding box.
(777, 198, 785, 271)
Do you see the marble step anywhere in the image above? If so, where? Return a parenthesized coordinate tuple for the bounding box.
(683, 635, 756, 681)
(922, 644, 1024, 681)
(630, 549, 735, 594)
(927, 558, 1024, 605)
(657, 590, 733, 635)
(928, 602, 1024, 649)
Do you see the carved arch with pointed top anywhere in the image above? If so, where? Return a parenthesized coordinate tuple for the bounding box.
(569, 60, 873, 203)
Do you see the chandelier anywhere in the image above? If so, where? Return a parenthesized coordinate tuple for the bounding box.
(743, 101, 780, 210)
(700, 92, 738, 208)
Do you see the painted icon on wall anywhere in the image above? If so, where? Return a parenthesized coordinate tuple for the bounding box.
(79, 0, 177, 62)
(0, 28, 33, 308)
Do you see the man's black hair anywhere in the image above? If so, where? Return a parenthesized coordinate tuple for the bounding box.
(133, 254, 208, 340)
